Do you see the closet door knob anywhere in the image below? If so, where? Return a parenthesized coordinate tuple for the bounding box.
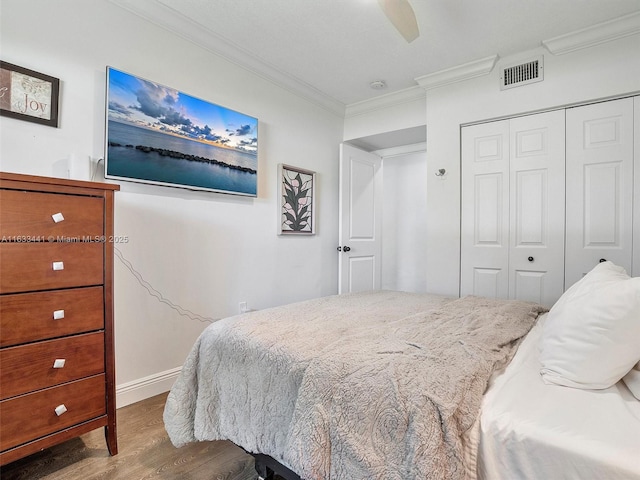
(528, 256, 534, 262)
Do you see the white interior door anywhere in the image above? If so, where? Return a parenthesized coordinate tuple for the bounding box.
(565, 97, 634, 288)
(461, 120, 510, 299)
(508, 110, 565, 307)
(338, 143, 382, 294)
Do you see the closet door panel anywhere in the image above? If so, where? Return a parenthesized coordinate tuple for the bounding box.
(634, 96, 640, 277)
(583, 162, 622, 245)
(461, 120, 509, 298)
(475, 174, 504, 244)
(513, 270, 546, 304)
(472, 268, 503, 299)
(514, 169, 545, 245)
(509, 111, 566, 307)
(566, 98, 634, 287)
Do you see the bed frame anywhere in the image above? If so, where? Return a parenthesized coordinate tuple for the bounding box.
(252, 453, 301, 480)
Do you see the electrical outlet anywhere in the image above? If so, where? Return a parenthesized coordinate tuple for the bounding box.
(239, 301, 247, 313)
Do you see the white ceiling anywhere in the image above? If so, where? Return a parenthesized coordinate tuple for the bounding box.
(111, 0, 640, 112)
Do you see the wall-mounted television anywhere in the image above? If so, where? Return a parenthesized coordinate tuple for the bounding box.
(105, 67, 258, 196)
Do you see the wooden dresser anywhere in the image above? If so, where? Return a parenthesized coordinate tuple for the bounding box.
(0, 172, 119, 465)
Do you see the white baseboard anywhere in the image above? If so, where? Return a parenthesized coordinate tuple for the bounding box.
(116, 366, 182, 408)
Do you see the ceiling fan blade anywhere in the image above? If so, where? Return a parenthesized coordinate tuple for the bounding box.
(377, 0, 420, 43)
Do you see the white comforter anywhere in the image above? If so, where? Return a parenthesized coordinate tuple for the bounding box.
(164, 291, 545, 480)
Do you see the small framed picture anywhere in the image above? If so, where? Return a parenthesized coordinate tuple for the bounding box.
(278, 164, 316, 235)
(0, 61, 60, 127)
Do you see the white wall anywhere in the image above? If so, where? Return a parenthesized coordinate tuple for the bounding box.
(424, 37, 640, 296)
(381, 148, 428, 292)
(0, 0, 343, 406)
(343, 88, 426, 142)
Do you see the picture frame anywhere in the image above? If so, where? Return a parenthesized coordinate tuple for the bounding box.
(105, 66, 258, 196)
(0, 61, 60, 127)
(278, 164, 316, 235)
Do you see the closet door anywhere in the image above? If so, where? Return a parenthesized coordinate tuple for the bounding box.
(461, 110, 565, 307)
(565, 97, 635, 287)
(461, 120, 510, 299)
(509, 111, 565, 306)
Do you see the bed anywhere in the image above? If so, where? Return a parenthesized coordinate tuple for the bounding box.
(163, 262, 640, 480)
(477, 261, 640, 479)
(477, 312, 640, 479)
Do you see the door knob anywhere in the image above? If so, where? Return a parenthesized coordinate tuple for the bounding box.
(599, 258, 607, 263)
(528, 256, 534, 262)
(343, 246, 351, 252)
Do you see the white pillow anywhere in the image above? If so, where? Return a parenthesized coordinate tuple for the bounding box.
(623, 361, 640, 400)
(539, 261, 640, 389)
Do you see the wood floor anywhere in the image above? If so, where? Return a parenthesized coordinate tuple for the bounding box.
(0, 392, 259, 480)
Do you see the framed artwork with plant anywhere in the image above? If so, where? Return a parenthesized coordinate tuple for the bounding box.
(278, 164, 316, 235)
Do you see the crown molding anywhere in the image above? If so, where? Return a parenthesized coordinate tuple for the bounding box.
(414, 55, 499, 91)
(108, 0, 345, 117)
(345, 86, 426, 118)
(543, 11, 640, 55)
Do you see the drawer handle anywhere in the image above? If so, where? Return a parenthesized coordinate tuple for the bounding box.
(52, 261, 64, 271)
(53, 309, 65, 320)
(53, 358, 66, 369)
(54, 404, 68, 416)
(52, 212, 65, 223)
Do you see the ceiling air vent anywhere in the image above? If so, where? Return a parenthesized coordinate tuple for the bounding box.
(500, 56, 543, 90)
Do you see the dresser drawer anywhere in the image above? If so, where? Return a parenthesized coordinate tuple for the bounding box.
(0, 287, 104, 347)
(0, 190, 103, 238)
(0, 243, 103, 294)
(0, 332, 105, 400)
(0, 374, 106, 452)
